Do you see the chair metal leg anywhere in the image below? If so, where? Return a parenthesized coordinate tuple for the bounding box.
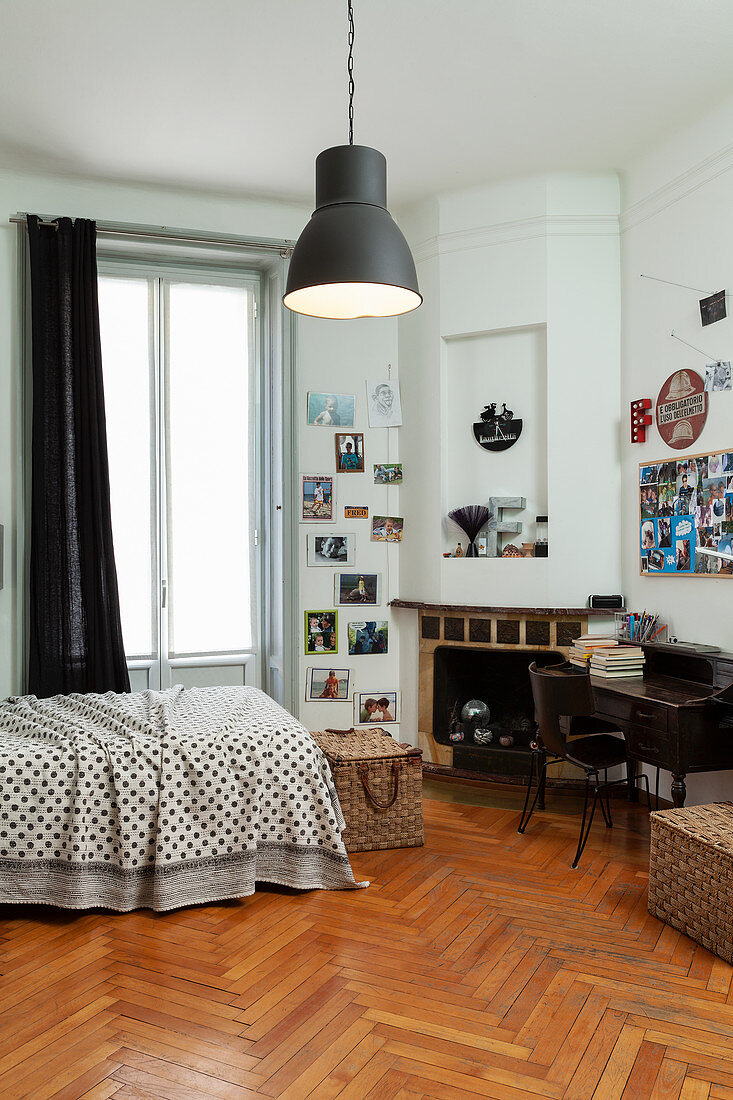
(599, 767, 613, 828)
(517, 750, 536, 834)
(572, 774, 599, 869)
(518, 751, 546, 835)
(639, 770, 652, 813)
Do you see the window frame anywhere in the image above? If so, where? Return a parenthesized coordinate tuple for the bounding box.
(98, 256, 264, 687)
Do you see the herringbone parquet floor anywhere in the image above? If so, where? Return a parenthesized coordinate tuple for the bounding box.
(0, 781, 731, 1100)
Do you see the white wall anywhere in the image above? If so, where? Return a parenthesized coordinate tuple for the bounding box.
(620, 98, 733, 803)
(0, 168, 309, 698)
(398, 173, 622, 611)
(295, 318, 401, 733)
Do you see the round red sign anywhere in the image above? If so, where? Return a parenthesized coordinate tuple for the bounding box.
(655, 369, 708, 450)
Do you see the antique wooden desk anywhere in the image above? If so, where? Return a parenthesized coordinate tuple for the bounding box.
(590, 642, 733, 807)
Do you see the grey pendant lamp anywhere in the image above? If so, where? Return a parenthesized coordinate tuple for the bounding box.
(283, 1, 422, 320)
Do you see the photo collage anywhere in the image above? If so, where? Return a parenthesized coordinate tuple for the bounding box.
(639, 450, 733, 576)
(303, 382, 403, 721)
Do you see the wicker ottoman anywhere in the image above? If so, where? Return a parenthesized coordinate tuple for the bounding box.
(649, 802, 733, 964)
(311, 727, 424, 853)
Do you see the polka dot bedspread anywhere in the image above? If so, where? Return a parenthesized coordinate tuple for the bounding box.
(0, 685, 366, 911)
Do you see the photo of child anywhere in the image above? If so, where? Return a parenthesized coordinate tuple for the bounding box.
(371, 515, 404, 542)
(306, 667, 351, 701)
(304, 610, 338, 655)
(307, 392, 355, 427)
(354, 691, 400, 725)
(335, 433, 365, 473)
(301, 475, 334, 521)
(641, 521, 655, 550)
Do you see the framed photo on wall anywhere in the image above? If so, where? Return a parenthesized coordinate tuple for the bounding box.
(301, 474, 334, 521)
(307, 533, 356, 566)
(354, 691, 400, 725)
(304, 610, 338, 654)
(335, 432, 365, 473)
(334, 572, 381, 605)
(305, 667, 351, 701)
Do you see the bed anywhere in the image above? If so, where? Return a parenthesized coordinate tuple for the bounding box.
(0, 685, 366, 911)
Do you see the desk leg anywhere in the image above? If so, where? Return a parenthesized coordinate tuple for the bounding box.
(671, 774, 687, 808)
(626, 758, 639, 802)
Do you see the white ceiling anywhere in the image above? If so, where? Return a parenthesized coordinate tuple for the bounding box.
(1, 0, 733, 206)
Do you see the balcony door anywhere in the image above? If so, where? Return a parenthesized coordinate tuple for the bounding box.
(98, 267, 261, 691)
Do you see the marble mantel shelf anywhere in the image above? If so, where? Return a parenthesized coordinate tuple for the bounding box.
(389, 599, 622, 617)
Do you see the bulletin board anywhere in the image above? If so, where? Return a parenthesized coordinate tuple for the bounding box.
(639, 450, 733, 576)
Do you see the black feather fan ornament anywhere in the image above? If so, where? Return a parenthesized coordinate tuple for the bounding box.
(448, 504, 491, 557)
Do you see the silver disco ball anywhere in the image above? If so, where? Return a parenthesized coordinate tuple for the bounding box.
(461, 699, 490, 724)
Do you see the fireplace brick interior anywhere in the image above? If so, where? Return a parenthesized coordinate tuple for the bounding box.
(432, 645, 562, 775)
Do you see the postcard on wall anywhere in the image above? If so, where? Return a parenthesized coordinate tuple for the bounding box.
(366, 379, 403, 427)
(374, 463, 403, 484)
(306, 392, 355, 427)
(301, 474, 334, 521)
(307, 533, 355, 566)
(704, 361, 732, 392)
(334, 572, 381, 606)
(699, 290, 727, 327)
(304, 610, 338, 655)
(335, 432, 365, 473)
(371, 515, 403, 542)
(305, 667, 351, 701)
(354, 690, 400, 725)
(348, 620, 389, 655)
(344, 506, 368, 519)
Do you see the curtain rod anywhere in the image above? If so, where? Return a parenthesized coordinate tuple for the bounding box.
(9, 215, 294, 257)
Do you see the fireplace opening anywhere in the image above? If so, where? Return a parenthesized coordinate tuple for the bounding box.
(432, 646, 563, 776)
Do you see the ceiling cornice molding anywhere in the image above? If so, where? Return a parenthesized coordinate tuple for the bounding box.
(412, 213, 619, 264)
(620, 141, 733, 233)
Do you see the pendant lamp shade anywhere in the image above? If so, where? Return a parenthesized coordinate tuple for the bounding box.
(283, 145, 422, 320)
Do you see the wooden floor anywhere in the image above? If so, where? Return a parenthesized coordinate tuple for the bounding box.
(0, 780, 731, 1100)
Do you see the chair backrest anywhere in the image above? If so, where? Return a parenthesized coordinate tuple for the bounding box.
(528, 661, 595, 758)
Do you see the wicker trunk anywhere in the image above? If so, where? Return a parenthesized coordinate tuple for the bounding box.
(311, 727, 424, 853)
(649, 802, 733, 964)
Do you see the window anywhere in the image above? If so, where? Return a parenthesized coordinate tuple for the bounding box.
(98, 266, 261, 690)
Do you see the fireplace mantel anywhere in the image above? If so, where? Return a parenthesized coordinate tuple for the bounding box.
(390, 599, 620, 617)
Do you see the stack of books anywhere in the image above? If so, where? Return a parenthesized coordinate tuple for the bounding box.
(589, 645, 645, 678)
(568, 634, 618, 669)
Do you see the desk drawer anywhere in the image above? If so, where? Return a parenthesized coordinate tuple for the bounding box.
(626, 726, 670, 765)
(595, 693, 668, 733)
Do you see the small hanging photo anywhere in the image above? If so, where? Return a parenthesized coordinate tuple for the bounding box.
(373, 463, 402, 484)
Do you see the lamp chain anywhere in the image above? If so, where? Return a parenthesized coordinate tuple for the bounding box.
(347, 0, 355, 145)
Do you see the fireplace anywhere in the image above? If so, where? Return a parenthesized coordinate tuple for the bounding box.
(390, 599, 616, 786)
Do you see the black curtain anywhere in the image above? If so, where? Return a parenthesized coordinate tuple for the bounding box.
(27, 215, 130, 697)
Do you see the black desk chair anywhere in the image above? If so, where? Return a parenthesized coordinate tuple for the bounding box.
(519, 661, 651, 868)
